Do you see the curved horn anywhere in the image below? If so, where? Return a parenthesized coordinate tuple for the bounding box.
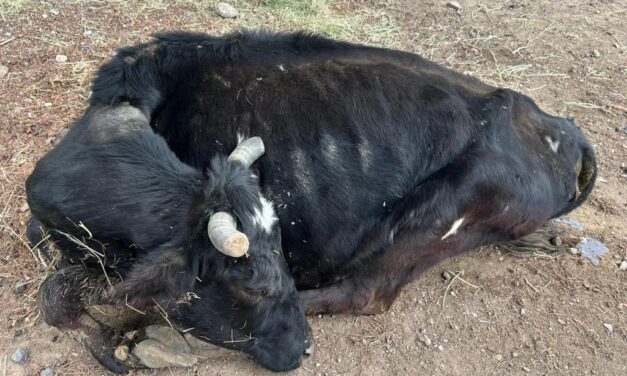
(228, 136, 265, 167)
(207, 212, 249, 257)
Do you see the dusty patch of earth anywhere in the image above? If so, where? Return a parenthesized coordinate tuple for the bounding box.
(0, 1, 625, 375)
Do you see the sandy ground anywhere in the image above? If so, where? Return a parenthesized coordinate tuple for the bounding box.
(0, 1, 625, 375)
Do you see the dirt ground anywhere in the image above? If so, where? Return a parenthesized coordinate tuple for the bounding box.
(0, 0, 625, 375)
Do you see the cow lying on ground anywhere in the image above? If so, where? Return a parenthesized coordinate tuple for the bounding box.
(26, 105, 311, 372)
(27, 30, 596, 373)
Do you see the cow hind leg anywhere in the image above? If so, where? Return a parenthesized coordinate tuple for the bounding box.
(38, 266, 129, 374)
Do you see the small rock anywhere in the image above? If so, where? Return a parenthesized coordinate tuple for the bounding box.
(132, 339, 196, 368)
(215, 2, 238, 18)
(520, 308, 527, 315)
(602, 323, 613, 333)
(619, 261, 627, 271)
(20, 202, 29, 212)
(522, 366, 530, 372)
(557, 318, 566, 325)
(551, 236, 562, 246)
(417, 334, 432, 346)
(437, 344, 444, 352)
(40, 367, 55, 376)
(442, 271, 451, 280)
(616, 126, 627, 134)
(125, 330, 139, 340)
(512, 351, 519, 358)
(14, 283, 27, 294)
(495, 354, 503, 361)
(50, 9, 59, 16)
(569, 247, 580, 255)
(591, 50, 600, 57)
(114, 345, 129, 361)
(55, 55, 67, 63)
(11, 348, 28, 365)
(446, 1, 462, 11)
(0, 64, 8, 79)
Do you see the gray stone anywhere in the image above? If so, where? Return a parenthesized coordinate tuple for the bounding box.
(132, 339, 197, 368)
(144, 325, 190, 353)
(40, 368, 54, 376)
(11, 348, 28, 365)
(0, 64, 8, 79)
(215, 3, 238, 18)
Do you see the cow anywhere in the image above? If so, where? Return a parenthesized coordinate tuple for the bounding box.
(26, 30, 596, 373)
(26, 104, 312, 373)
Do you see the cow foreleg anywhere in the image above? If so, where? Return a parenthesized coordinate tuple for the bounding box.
(38, 266, 129, 373)
(299, 279, 397, 315)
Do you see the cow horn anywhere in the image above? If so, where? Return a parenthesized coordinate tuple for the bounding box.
(207, 212, 249, 257)
(227, 136, 265, 167)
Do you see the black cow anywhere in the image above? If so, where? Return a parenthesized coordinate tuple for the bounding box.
(27, 30, 596, 373)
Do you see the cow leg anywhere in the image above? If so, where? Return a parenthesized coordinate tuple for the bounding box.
(38, 265, 129, 374)
(300, 232, 461, 315)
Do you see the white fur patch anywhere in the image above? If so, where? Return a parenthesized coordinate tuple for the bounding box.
(545, 136, 560, 153)
(441, 217, 465, 240)
(252, 196, 278, 234)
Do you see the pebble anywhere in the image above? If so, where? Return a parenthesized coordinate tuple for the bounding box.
(40, 368, 54, 376)
(616, 126, 627, 134)
(495, 354, 503, 361)
(619, 261, 627, 271)
(437, 344, 444, 352)
(512, 351, 520, 358)
(0, 64, 8, 79)
(446, 1, 462, 11)
(522, 366, 530, 372)
(569, 247, 580, 255)
(11, 348, 28, 365)
(551, 236, 562, 246)
(591, 50, 601, 57)
(55, 54, 67, 63)
(417, 334, 432, 346)
(442, 271, 452, 280)
(215, 3, 238, 18)
(602, 323, 613, 333)
(557, 318, 566, 325)
(14, 283, 27, 294)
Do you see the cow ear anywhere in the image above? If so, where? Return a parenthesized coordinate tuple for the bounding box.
(112, 247, 193, 308)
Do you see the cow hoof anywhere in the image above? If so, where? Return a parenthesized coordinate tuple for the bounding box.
(123, 325, 198, 369)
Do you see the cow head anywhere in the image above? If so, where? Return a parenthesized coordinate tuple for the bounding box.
(487, 89, 597, 218)
(114, 137, 311, 371)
